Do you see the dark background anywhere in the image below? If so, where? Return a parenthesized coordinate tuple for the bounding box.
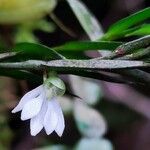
(0, 0, 149, 150)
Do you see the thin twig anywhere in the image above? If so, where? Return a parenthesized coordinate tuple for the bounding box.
(95, 35, 150, 60)
(50, 13, 76, 37)
(117, 46, 150, 60)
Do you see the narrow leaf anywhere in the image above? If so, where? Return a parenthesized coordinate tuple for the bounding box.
(103, 7, 150, 40)
(66, 0, 103, 40)
(12, 42, 65, 61)
(126, 24, 150, 36)
(54, 41, 123, 52)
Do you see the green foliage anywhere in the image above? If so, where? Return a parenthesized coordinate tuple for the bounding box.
(102, 7, 150, 40)
(126, 24, 150, 36)
(54, 41, 123, 52)
(12, 42, 65, 61)
(0, 0, 149, 83)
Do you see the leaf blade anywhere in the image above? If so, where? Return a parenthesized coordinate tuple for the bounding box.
(54, 41, 123, 52)
(103, 7, 150, 40)
(12, 42, 65, 61)
(126, 24, 150, 36)
(66, 0, 103, 40)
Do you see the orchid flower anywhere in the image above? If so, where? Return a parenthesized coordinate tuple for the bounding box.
(12, 76, 65, 136)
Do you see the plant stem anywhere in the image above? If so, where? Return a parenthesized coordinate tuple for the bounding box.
(50, 13, 76, 37)
(0, 59, 149, 71)
(95, 35, 150, 60)
(117, 46, 150, 60)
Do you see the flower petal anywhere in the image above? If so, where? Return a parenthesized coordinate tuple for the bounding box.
(21, 93, 44, 120)
(53, 100, 65, 137)
(44, 99, 58, 135)
(12, 85, 43, 113)
(30, 100, 48, 136)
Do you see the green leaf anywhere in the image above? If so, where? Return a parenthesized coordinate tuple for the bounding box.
(66, 0, 103, 40)
(54, 41, 123, 52)
(126, 24, 150, 36)
(60, 51, 89, 59)
(102, 7, 150, 40)
(103, 24, 150, 39)
(12, 42, 65, 61)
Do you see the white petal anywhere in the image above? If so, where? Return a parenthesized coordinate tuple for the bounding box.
(12, 85, 43, 113)
(53, 100, 65, 137)
(30, 100, 48, 136)
(44, 99, 58, 135)
(21, 94, 44, 120)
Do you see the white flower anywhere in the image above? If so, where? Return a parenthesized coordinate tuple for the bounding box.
(12, 84, 65, 136)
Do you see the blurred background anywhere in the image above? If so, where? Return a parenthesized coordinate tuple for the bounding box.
(0, 0, 150, 150)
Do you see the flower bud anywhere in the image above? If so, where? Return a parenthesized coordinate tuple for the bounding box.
(44, 76, 66, 100)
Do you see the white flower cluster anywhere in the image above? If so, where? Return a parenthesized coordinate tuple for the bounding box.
(12, 77, 65, 137)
